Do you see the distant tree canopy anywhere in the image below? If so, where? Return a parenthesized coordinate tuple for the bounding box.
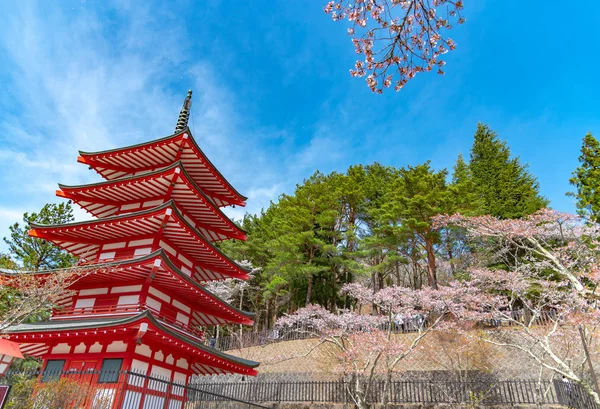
(222, 123, 548, 329)
(468, 123, 548, 219)
(0, 124, 556, 334)
(3, 202, 76, 271)
(568, 133, 600, 223)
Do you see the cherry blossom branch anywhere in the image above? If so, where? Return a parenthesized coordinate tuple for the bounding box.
(325, 0, 465, 92)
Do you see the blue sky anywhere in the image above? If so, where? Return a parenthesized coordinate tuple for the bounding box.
(0, 1, 598, 250)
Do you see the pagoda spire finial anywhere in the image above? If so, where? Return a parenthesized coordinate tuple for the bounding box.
(175, 90, 193, 133)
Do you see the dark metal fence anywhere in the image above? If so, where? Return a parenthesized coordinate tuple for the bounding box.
(191, 378, 600, 408)
(216, 309, 558, 351)
(2, 369, 597, 408)
(0, 369, 272, 409)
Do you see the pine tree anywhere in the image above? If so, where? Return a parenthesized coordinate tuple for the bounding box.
(375, 162, 453, 289)
(568, 133, 600, 223)
(4, 202, 76, 271)
(469, 123, 548, 219)
(450, 153, 483, 216)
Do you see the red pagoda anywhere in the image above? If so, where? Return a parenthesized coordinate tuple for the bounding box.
(4, 91, 258, 403)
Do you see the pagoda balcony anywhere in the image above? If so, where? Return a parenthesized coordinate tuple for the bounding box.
(50, 303, 141, 318)
(51, 304, 205, 341)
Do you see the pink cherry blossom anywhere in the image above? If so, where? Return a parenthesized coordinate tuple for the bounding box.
(325, 0, 465, 92)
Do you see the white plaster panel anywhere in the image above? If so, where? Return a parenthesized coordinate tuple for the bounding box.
(112, 285, 143, 294)
(143, 199, 164, 208)
(99, 251, 116, 261)
(129, 238, 153, 247)
(131, 359, 149, 374)
(74, 298, 95, 309)
(146, 297, 161, 312)
(117, 295, 140, 306)
(159, 240, 176, 255)
(120, 203, 141, 211)
(149, 287, 170, 302)
(172, 299, 191, 314)
(73, 343, 87, 354)
(177, 254, 192, 267)
(79, 288, 108, 296)
(182, 214, 196, 228)
(175, 358, 188, 369)
(150, 365, 171, 378)
(106, 341, 128, 353)
(102, 242, 126, 250)
(89, 342, 102, 353)
(133, 247, 152, 257)
(175, 312, 189, 325)
(51, 343, 71, 354)
(135, 344, 152, 358)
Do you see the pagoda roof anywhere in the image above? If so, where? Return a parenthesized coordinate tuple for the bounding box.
(58, 162, 246, 242)
(70, 250, 254, 326)
(29, 201, 250, 281)
(5, 311, 259, 376)
(78, 129, 247, 207)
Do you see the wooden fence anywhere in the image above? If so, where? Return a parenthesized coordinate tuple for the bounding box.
(191, 378, 599, 408)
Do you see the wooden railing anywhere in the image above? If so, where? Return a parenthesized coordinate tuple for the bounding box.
(52, 304, 142, 318)
(52, 303, 205, 341)
(145, 305, 205, 341)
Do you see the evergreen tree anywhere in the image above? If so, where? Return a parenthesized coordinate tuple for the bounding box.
(4, 202, 76, 271)
(450, 153, 482, 216)
(568, 133, 600, 223)
(0, 253, 17, 269)
(469, 123, 548, 219)
(374, 162, 453, 289)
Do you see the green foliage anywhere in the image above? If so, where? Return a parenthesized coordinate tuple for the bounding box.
(225, 126, 552, 329)
(568, 133, 600, 223)
(450, 153, 483, 216)
(4, 374, 36, 409)
(3, 203, 76, 271)
(4, 376, 111, 409)
(371, 162, 453, 288)
(0, 253, 17, 269)
(469, 123, 548, 219)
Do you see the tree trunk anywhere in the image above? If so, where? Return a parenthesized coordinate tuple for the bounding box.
(331, 265, 338, 312)
(265, 299, 270, 330)
(306, 274, 313, 305)
(353, 376, 370, 409)
(425, 236, 438, 289)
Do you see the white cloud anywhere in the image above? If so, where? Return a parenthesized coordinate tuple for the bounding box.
(0, 1, 392, 254)
(0, 1, 316, 252)
(0, 2, 197, 249)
